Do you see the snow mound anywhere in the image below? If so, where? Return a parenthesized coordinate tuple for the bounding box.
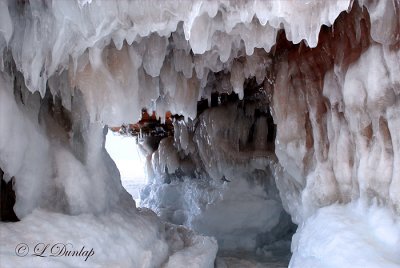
(290, 202, 400, 268)
(0, 208, 217, 268)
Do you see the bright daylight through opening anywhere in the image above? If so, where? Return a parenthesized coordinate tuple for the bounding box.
(105, 130, 146, 205)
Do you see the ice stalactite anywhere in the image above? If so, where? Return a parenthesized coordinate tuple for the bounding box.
(0, 0, 353, 123)
(0, 0, 400, 267)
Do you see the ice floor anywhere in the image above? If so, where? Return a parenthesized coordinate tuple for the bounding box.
(216, 255, 288, 268)
(216, 242, 291, 268)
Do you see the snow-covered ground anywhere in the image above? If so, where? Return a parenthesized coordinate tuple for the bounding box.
(0, 208, 218, 268)
(290, 201, 400, 268)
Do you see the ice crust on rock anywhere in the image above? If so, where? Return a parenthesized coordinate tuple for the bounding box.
(0, 73, 51, 218)
(273, 42, 400, 223)
(0, 70, 134, 218)
(1, 0, 400, 267)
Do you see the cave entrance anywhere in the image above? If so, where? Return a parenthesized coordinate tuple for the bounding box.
(105, 110, 174, 206)
(105, 130, 146, 206)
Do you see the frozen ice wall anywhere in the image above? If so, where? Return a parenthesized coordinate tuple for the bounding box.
(0, 0, 400, 267)
(272, 1, 400, 222)
(269, 2, 400, 265)
(0, 70, 131, 217)
(141, 103, 294, 252)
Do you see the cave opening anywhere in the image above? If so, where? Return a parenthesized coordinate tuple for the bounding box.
(1, 0, 400, 267)
(105, 130, 146, 205)
(108, 78, 295, 266)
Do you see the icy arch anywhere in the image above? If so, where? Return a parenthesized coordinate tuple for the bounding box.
(0, 0, 400, 267)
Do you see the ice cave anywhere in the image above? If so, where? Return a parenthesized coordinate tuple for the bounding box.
(0, 0, 400, 267)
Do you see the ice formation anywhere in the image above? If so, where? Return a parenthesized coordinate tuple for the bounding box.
(0, 208, 217, 267)
(290, 201, 400, 267)
(141, 105, 294, 251)
(0, 0, 400, 267)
